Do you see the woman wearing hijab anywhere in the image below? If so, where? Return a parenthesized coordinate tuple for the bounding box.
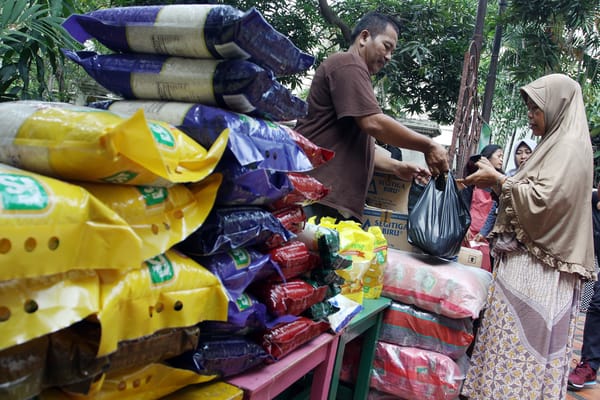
(459, 73, 596, 399)
(461, 144, 504, 272)
(506, 138, 537, 177)
(475, 138, 538, 267)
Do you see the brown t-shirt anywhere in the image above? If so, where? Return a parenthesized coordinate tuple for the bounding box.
(295, 52, 381, 221)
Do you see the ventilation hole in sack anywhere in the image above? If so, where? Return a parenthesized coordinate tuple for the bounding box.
(174, 300, 183, 311)
(163, 222, 171, 230)
(0, 238, 11, 254)
(132, 379, 141, 388)
(24, 300, 38, 314)
(151, 224, 159, 235)
(117, 381, 126, 391)
(173, 210, 184, 219)
(48, 237, 60, 250)
(0, 306, 10, 322)
(24, 237, 37, 252)
(155, 302, 164, 313)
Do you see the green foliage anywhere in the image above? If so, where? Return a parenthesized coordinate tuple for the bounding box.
(0, 0, 78, 101)
(486, 0, 600, 177)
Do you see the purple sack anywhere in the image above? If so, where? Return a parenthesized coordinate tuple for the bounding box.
(95, 100, 314, 172)
(177, 206, 295, 256)
(191, 246, 283, 299)
(62, 5, 314, 77)
(214, 151, 294, 206)
(167, 336, 271, 377)
(199, 292, 268, 336)
(64, 50, 307, 121)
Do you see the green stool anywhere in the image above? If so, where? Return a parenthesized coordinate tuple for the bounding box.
(328, 296, 392, 400)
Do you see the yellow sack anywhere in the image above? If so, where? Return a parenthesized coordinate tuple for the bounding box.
(0, 249, 227, 355)
(95, 249, 228, 356)
(80, 173, 222, 260)
(0, 163, 144, 281)
(161, 381, 243, 400)
(40, 363, 217, 400)
(0, 101, 228, 186)
(0, 269, 100, 352)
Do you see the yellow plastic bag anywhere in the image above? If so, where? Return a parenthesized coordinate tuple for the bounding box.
(0, 101, 228, 186)
(161, 381, 243, 400)
(0, 249, 227, 355)
(95, 249, 228, 356)
(0, 163, 145, 281)
(80, 173, 222, 260)
(320, 219, 376, 304)
(40, 363, 217, 400)
(0, 269, 100, 352)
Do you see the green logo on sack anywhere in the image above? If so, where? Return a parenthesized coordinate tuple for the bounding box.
(137, 186, 168, 206)
(146, 254, 175, 284)
(235, 293, 253, 311)
(149, 123, 175, 148)
(102, 171, 138, 184)
(0, 174, 48, 211)
(229, 248, 250, 270)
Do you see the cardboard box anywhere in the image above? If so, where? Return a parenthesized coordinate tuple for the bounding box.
(366, 172, 411, 214)
(362, 205, 415, 252)
(457, 246, 483, 268)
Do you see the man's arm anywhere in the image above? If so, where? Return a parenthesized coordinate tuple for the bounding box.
(357, 113, 449, 176)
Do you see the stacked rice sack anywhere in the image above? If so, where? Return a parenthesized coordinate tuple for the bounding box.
(54, 3, 365, 399)
(366, 250, 493, 400)
(0, 101, 232, 400)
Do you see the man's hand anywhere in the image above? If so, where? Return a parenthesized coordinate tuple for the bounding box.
(424, 141, 449, 177)
(392, 161, 431, 183)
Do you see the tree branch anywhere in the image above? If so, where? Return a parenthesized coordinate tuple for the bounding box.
(317, 0, 352, 45)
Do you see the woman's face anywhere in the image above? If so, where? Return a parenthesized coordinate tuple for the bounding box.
(515, 144, 532, 167)
(487, 149, 504, 170)
(526, 98, 546, 136)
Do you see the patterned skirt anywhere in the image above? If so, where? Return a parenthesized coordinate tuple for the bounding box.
(461, 251, 581, 400)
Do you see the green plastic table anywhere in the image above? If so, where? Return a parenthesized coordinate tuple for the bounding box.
(328, 296, 392, 400)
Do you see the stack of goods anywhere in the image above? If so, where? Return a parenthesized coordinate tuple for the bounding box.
(373, 249, 492, 400)
(15, 3, 373, 399)
(339, 249, 493, 399)
(0, 101, 231, 400)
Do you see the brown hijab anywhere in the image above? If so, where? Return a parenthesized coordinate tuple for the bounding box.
(493, 74, 595, 280)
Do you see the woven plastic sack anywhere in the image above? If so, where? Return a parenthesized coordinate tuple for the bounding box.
(62, 4, 314, 77)
(64, 50, 307, 122)
(407, 173, 470, 258)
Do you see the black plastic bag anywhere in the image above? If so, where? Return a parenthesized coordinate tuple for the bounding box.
(407, 173, 471, 258)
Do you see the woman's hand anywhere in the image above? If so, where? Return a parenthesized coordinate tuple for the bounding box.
(456, 158, 501, 189)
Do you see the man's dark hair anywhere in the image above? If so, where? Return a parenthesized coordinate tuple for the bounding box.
(350, 11, 400, 43)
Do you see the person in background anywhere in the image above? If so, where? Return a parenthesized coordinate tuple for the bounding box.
(295, 11, 447, 223)
(567, 182, 600, 391)
(475, 138, 538, 268)
(506, 138, 537, 177)
(458, 73, 595, 399)
(460, 144, 504, 272)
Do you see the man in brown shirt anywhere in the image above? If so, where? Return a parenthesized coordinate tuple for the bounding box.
(295, 11, 448, 222)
